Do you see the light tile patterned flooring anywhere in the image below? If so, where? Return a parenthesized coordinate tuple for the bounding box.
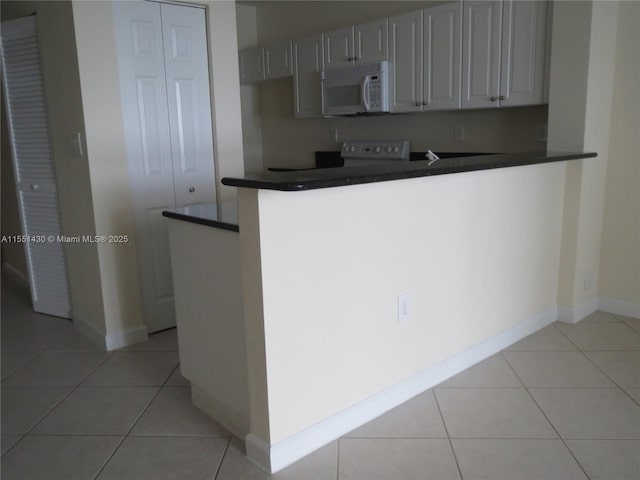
(2, 272, 639, 479)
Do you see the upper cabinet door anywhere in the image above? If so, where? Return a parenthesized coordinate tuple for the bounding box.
(389, 10, 423, 113)
(462, 0, 502, 109)
(293, 34, 324, 118)
(423, 1, 462, 110)
(355, 18, 388, 63)
(239, 47, 264, 84)
(324, 26, 354, 69)
(499, 0, 547, 107)
(265, 40, 293, 80)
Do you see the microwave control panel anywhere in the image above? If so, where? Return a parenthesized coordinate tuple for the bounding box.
(341, 140, 410, 160)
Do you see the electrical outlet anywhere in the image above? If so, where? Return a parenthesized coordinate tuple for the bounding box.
(398, 293, 410, 323)
(536, 124, 548, 142)
(454, 125, 465, 142)
(584, 271, 596, 291)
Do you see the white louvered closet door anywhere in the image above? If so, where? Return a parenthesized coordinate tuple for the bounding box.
(1, 15, 71, 318)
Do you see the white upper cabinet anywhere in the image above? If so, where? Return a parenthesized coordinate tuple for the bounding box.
(293, 34, 324, 118)
(355, 18, 389, 64)
(462, 0, 547, 108)
(265, 40, 293, 80)
(243, 0, 547, 112)
(324, 26, 354, 69)
(462, 0, 502, 108)
(423, 1, 462, 110)
(239, 47, 264, 84)
(324, 18, 389, 69)
(499, 0, 547, 106)
(390, 3, 462, 113)
(389, 10, 423, 113)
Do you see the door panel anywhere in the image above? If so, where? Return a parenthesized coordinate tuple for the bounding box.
(324, 26, 353, 69)
(115, 1, 174, 332)
(389, 10, 423, 113)
(356, 18, 388, 63)
(160, 3, 216, 208)
(424, 1, 462, 110)
(500, 0, 546, 106)
(264, 41, 293, 80)
(462, 0, 502, 108)
(293, 34, 324, 118)
(1, 15, 71, 318)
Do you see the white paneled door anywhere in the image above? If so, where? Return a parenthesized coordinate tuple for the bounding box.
(114, 1, 216, 332)
(1, 16, 71, 319)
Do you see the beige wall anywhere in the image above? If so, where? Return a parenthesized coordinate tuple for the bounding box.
(599, 0, 640, 306)
(242, 160, 566, 444)
(205, 0, 246, 202)
(237, 0, 548, 169)
(1, 92, 27, 276)
(237, 3, 265, 174)
(72, 0, 143, 337)
(550, 0, 637, 316)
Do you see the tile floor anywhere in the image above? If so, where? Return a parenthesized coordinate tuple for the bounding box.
(2, 271, 639, 479)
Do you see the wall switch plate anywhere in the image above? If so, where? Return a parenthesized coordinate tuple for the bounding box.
(69, 132, 84, 157)
(454, 125, 465, 142)
(398, 293, 410, 323)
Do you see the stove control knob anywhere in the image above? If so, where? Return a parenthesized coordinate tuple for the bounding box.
(386, 146, 393, 153)
(375, 146, 382, 153)
(394, 146, 400, 153)
(350, 146, 356, 152)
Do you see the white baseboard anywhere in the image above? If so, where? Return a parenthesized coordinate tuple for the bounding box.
(73, 311, 148, 351)
(246, 307, 557, 474)
(599, 297, 640, 319)
(557, 297, 599, 324)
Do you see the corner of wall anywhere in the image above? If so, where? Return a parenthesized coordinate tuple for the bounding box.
(550, 0, 621, 319)
(71, 0, 145, 336)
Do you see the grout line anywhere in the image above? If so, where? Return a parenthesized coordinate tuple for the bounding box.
(336, 436, 341, 480)
(212, 436, 232, 480)
(0, 434, 24, 459)
(579, 351, 640, 408)
(90, 383, 164, 480)
(432, 389, 465, 480)
(500, 351, 593, 480)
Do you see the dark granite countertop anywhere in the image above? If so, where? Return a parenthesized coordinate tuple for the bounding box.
(162, 202, 239, 232)
(222, 151, 597, 192)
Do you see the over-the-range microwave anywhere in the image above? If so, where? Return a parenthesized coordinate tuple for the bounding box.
(321, 60, 390, 116)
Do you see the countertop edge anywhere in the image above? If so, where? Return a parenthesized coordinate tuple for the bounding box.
(162, 210, 239, 232)
(221, 152, 597, 192)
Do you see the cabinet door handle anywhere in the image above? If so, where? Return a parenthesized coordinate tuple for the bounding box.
(499, 95, 505, 100)
(490, 96, 497, 102)
(415, 101, 421, 107)
(422, 101, 428, 106)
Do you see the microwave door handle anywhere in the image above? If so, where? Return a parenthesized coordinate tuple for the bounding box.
(361, 76, 371, 112)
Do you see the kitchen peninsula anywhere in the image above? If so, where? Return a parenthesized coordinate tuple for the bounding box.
(163, 151, 596, 473)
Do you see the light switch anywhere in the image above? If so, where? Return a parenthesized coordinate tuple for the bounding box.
(69, 132, 84, 157)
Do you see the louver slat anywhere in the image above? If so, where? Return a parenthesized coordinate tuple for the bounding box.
(1, 15, 71, 318)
